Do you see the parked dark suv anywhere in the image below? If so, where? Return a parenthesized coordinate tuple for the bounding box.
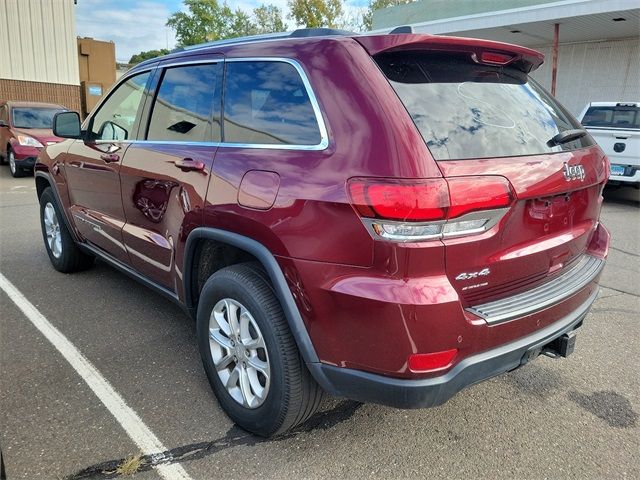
(36, 29, 610, 437)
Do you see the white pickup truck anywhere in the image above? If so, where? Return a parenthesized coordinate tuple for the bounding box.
(579, 102, 640, 187)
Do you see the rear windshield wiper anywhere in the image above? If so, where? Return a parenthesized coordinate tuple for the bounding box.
(547, 128, 587, 147)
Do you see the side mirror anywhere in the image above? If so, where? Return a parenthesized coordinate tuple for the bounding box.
(53, 111, 82, 139)
(0, 120, 8, 128)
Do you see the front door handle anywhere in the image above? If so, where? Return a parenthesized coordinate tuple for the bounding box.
(100, 153, 120, 163)
(174, 158, 205, 171)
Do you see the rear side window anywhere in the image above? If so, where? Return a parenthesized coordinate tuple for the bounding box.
(223, 61, 321, 146)
(582, 105, 640, 129)
(147, 63, 221, 142)
(376, 52, 593, 161)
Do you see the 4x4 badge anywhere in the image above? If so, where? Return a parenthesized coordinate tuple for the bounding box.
(563, 163, 585, 181)
(456, 268, 490, 281)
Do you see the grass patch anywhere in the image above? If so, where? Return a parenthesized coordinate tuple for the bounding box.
(115, 454, 145, 476)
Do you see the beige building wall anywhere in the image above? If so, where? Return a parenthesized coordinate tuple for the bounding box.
(0, 0, 81, 112)
(0, 0, 79, 86)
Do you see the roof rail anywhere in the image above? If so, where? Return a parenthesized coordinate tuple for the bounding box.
(173, 28, 356, 53)
(290, 27, 356, 37)
(389, 25, 414, 34)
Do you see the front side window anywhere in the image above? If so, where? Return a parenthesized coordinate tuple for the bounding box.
(223, 61, 321, 146)
(582, 105, 640, 129)
(376, 52, 594, 161)
(12, 107, 66, 129)
(147, 63, 221, 142)
(90, 71, 151, 141)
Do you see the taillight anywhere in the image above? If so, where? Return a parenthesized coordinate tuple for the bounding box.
(349, 179, 448, 221)
(347, 176, 514, 242)
(448, 177, 513, 218)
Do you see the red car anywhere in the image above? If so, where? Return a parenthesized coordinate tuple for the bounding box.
(0, 100, 66, 177)
(36, 29, 610, 437)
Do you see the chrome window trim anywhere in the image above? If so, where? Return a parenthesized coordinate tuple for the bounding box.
(90, 58, 329, 151)
(220, 57, 329, 151)
(159, 59, 222, 68)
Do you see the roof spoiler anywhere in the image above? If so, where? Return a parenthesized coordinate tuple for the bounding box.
(356, 34, 544, 73)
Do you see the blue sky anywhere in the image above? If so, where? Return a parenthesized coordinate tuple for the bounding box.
(76, 0, 368, 62)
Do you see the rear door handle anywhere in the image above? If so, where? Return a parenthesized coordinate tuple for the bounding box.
(100, 153, 120, 163)
(174, 158, 205, 171)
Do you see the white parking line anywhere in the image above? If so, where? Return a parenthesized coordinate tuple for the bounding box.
(0, 273, 193, 480)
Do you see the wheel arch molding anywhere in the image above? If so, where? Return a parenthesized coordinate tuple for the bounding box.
(34, 171, 79, 243)
(183, 227, 321, 366)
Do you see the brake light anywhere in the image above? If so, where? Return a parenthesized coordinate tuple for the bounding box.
(349, 179, 449, 221)
(448, 177, 513, 218)
(408, 349, 458, 372)
(473, 51, 516, 66)
(348, 176, 514, 242)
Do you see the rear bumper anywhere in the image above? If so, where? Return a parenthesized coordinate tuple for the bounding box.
(309, 288, 597, 408)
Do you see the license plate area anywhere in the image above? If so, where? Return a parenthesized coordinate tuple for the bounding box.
(610, 164, 626, 176)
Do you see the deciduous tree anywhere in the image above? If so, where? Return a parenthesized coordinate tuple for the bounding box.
(128, 49, 170, 65)
(287, 0, 344, 29)
(254, 4, 286, 34)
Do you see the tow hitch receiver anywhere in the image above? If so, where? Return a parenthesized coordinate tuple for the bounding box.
(543, 330, 577, 358)
(521, 330, 577, 366)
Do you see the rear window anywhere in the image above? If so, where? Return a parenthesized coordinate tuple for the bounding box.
(581, 105, 640, 129)
(375, 52, 593, 161)
(223, 61, 322, 146)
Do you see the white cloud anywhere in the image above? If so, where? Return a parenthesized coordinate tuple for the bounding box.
(76, 1, 177, 62)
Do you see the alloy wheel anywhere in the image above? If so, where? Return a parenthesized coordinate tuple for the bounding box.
(209, 298, 271, 408)
(43, 202, 62, 258)
(8, 151, 16, 175)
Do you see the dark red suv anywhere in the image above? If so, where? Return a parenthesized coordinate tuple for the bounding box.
(36, 29, 610, 437)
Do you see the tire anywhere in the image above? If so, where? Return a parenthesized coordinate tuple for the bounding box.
(8, 148, 24, 178)
(39, 187, 94, 272)
(197, 262, 323, 437)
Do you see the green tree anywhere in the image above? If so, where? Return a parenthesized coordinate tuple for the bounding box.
(362, 0, 412, 30)
(254, 4, 286, 34)
(128, 49, 170, 65)
(167, 0, 286, 46)
(287, 0, 343, 29)
(229, 8, 258, 37)
(167, 0, 235, 46)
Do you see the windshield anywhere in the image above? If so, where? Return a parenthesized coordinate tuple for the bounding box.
(581, 105, 640, 129)
(12, 107, 65, 129)
(375, 52, 593, 161)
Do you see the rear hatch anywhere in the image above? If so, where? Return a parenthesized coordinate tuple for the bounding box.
(359, 35, 608, 305)
(580, 103, 640, 174)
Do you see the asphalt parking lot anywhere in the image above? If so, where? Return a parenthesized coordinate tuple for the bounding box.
(1, 166, 638, 480)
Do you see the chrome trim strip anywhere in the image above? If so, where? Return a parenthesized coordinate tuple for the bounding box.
(103, 58, 329, 152)
(467, 254, 605, 325)
(360, 208, 509, 243)
(159, 59, 222, 68)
